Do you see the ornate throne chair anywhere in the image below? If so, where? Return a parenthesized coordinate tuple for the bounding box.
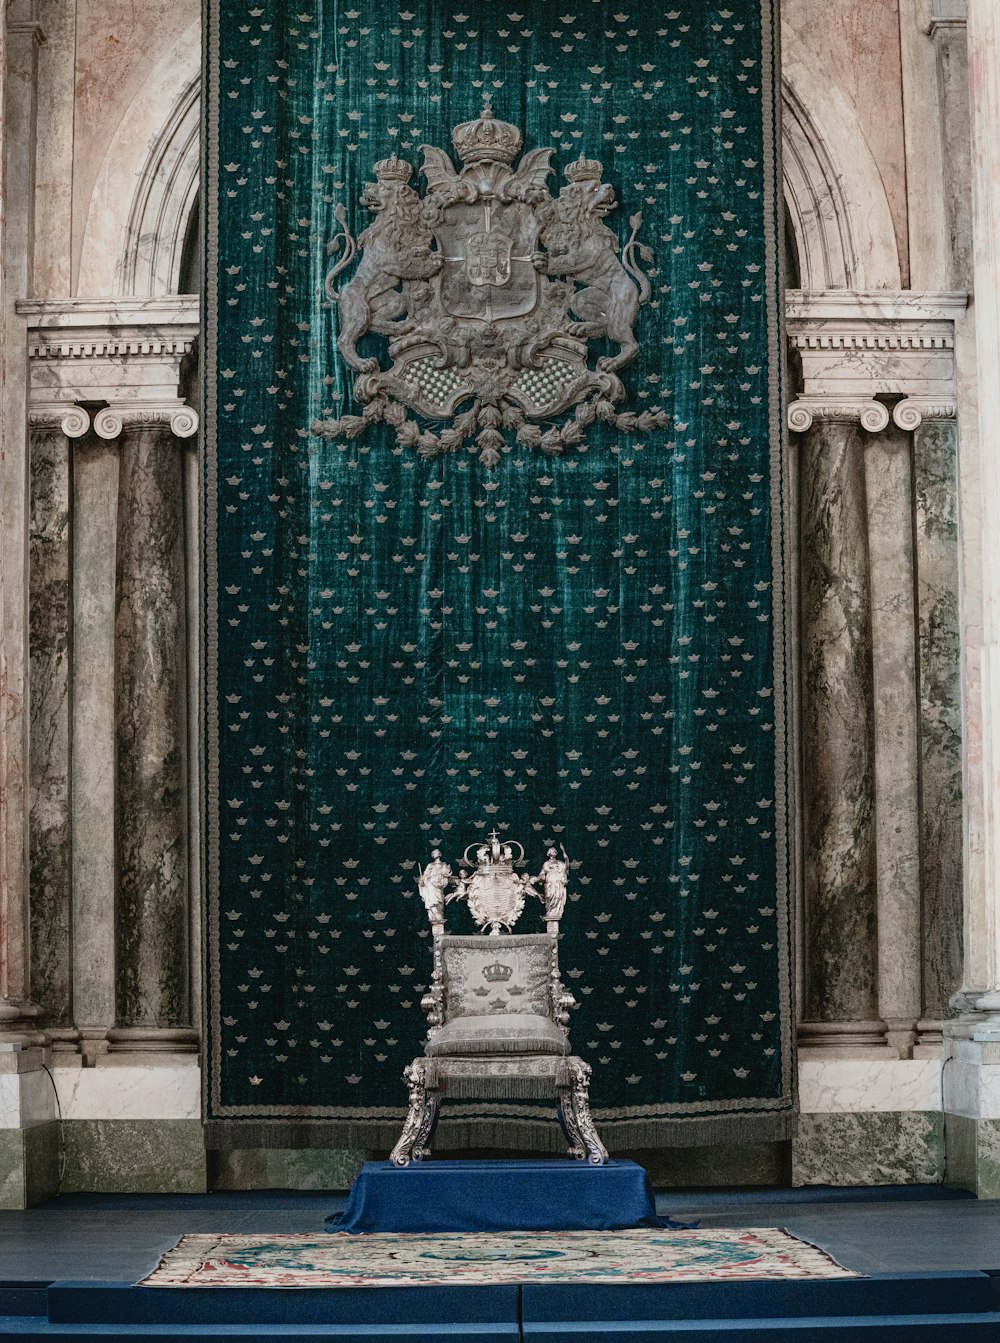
(389, 831, 608, 1167)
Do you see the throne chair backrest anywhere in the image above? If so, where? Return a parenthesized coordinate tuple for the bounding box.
(438, 933, 557, 1024)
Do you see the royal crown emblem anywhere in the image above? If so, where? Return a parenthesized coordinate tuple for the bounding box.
(482, 960, 514, 984)
(313, 97, 668, 467)
(417, 828, 572, 936)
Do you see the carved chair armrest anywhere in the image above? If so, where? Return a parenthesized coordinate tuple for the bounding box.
(421, 990, 444, 1028)
(552, 984, 578, 1028)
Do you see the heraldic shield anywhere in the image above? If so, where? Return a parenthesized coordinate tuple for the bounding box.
(314, 96, 669, 466)
(435, 199, 539, 320)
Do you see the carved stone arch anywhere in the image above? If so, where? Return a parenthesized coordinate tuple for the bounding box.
(77, 20, 200, 297)
(779, 31, 902, 290)
(119, 77, 200, 297)
(782, 78, 858, 290)
(77, 19, 900, 300)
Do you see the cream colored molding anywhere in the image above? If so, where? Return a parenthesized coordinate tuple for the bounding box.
(786, 289, 968, 432)
(17, 297, 199, 438)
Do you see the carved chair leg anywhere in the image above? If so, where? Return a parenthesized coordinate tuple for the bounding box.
(412, 1089, 440, 1162)
(556, 1095, 581, 1157)
(558, 1058, 609, 1165)
(390, 1059, 440, 1167)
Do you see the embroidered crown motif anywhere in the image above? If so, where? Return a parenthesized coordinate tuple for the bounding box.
(451, 93, 522, 166)
(482, 960, 514, 984)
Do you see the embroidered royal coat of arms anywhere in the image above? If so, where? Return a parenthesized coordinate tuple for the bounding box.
(313, 97, 667, 466)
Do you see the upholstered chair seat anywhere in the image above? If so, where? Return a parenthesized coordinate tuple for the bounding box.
(424, 1012, 570, 1057)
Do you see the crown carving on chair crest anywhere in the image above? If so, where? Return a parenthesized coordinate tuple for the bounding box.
(417, 826, 572, 935)
(482, 960, 514, 983)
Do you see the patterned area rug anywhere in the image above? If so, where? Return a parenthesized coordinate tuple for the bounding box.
(142, 1229, 856, 1288)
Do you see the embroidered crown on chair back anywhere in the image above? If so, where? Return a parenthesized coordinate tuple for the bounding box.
(440, 935, 553, 1019)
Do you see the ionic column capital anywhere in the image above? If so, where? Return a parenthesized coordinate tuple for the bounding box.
(787, 399, 890, 433)
(891, 398, 957, 430)
(92, 404, 199, 440)
(26, 403, 91, 438)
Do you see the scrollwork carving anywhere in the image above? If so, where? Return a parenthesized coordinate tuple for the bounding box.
(28, 404, 91, 438)
(93, 407, 124, 440)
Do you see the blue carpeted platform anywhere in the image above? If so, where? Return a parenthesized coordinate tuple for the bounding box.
(1, 1273, 1000, 1340)
(328, 1158, 661, 1233)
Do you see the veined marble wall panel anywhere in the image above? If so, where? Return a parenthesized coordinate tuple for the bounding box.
(943, 1036, 1000, 1119)
(0, 1070, 54, 1130)
(798, 1059, 942, 1113)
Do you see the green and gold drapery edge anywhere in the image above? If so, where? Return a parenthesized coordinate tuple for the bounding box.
(203, 0, 794, 1149)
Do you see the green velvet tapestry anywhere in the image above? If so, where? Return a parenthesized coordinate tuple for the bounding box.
(204, 0, 793, 1149)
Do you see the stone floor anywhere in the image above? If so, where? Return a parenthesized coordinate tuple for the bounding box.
(0, 1187, 997, 1282)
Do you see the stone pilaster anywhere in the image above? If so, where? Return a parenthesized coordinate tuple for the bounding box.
(111, 419, 194, 1050)
(913, 418, 964, 1043)
(928, 0, 973, 289)
(71, 435, 119, 1060)
(797, 414, 883, 1052)
(962, 0, 1000, 1027)
(940, 0, 1000, 1197)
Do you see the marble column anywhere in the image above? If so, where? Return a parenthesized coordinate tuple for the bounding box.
(71, 436, 120, 1059)
(864, 424, 922, 1057)
(797, 417, 885, 1052)
(27, 414, 86, 1044)
(110, 421, 195, 1051)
